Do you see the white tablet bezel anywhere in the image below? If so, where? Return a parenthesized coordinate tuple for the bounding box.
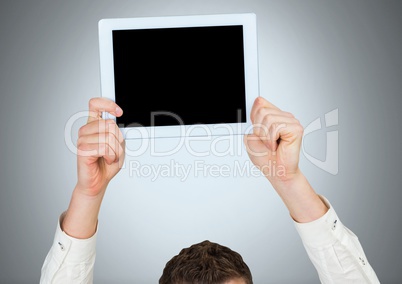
(98, 13, 259, 139)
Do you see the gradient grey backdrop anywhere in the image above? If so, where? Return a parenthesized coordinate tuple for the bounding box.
(1, 0, 401, 283)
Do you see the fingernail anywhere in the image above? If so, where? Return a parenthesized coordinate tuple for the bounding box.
(115, 107, 123, 115)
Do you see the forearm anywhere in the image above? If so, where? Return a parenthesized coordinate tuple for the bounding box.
(62, 185, 106, 239)
(270, 170, 328, 223)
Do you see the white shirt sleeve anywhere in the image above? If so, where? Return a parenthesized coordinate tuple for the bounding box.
(294, 196, 380, 283)
(40, 215, 97, 284)
(40, 197, 380, 283)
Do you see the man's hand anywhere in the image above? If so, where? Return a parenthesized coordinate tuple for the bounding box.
(76, 98, 125, 197)
(244, 97, 328, 223)
(62, 98, 125, 238)
(244, 97, 304, 184)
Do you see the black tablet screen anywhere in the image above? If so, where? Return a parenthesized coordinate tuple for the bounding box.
(112, 25, 246, 127)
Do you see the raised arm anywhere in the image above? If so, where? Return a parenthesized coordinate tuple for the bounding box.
(63, 98, 125, 238)
(244, 97, 380, 283)
(244, 97, 327, 223)
(40, 98, 125, 283)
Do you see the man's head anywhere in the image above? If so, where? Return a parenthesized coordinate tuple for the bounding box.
(159, 240, 253, 284)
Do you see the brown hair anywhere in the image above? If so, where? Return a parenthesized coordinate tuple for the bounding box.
(159, 240, 253, 284)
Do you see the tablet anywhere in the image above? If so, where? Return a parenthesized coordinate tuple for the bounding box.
(98, 13, 259, 139)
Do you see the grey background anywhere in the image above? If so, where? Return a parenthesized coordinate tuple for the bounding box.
(1, 0, 401, 283)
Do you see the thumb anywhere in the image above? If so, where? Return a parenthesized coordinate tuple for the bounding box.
(87, 97, 123, 123)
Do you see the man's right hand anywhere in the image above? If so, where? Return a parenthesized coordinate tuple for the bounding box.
(76, 97, 125, 197)
(61, 98, 125, 239)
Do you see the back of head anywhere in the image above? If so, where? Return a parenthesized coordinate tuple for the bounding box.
(159, 240, 253, 284)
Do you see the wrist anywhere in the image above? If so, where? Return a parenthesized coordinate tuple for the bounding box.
(62, 186, 105, 239)
(267, 170, 328, 223)
(74, 181, 108, 198)
(267, 168, 303, 191)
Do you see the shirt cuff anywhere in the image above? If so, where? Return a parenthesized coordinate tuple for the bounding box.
(50, 213, 98, 264)
(293, 195, 345, 248)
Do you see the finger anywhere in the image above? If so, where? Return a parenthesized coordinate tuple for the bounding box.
(266, 122, 304, 152)
(77, 140, 123, 165)
(253, 108, 295, 122)
(266, 123, 285, 152)
(77, 142, 116, 164)
(253, 113, 298, 137)
(78, 133, 124, 164)
(78, 133, 122, 153)
(250, 97, 281, 122)
(243, 134, 269, 158)
(79, 119, 124, 144)
(252, 107, 296, 135)
(256, 115, 300, 152)
(87, 97, 123, 123)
